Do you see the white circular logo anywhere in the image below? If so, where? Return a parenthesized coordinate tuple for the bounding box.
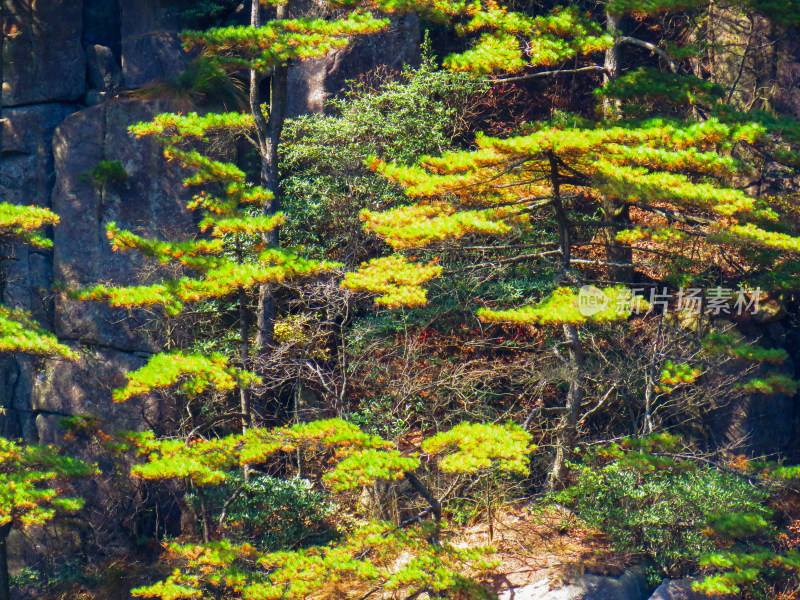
(578, 285, 608, 316)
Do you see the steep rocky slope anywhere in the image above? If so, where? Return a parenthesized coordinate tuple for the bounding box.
(0, 0, 419, 444)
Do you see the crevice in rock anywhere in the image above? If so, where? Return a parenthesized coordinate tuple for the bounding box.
(0, 99, 86, 110)
(57, 338, 156, 358)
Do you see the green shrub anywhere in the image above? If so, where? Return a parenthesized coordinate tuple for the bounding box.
(83, 160, 127, 187)
(556, 446, 770, 579)
(191, 473, 335, 551)
(280, 38, 486, 262)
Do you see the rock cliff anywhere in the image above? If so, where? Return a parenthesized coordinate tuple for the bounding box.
(0, 0, 420, 444)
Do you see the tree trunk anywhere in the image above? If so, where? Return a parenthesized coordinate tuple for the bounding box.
(239, 284, 251, 482)
(547, 154, 586, 490)
(549, 323, 585, 490)
(0, 523, 12, 600)
(250, 0, 289, 349)
(601, 12, 634, 282)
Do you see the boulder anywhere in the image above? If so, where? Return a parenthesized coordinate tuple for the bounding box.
(2, 0, 85, 106)
(31, 343, 165, 441)
(648, 578, 738, 600)
(86, 44, 123, 93)
(499, 566, 651, 600)
(51, 99, 195, 352)
(120, 0, 190, 88)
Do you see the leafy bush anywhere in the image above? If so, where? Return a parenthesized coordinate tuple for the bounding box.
(280, 39, 486, 262)
(191, 473, 335, 551)
(556, 443, 770, 578)
(83, 160, 127, 187)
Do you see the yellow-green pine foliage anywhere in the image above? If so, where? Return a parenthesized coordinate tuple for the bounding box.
(77, 115, 340, 317)
(125, 418, 527, 599)
(701, 331, 800, 395)
(342, 255, 442, 308)
(126, 418, 419, 488)
(421, 422, 533, 475)
(346, 114, 796, 306)
(131, 521, 495, 600)
(0, 202, 76, 360)
(0, 202, 59, 249)
(77, 112, 342, 400)
(179, 1, 472, 74)
(0, 307, 77, 360)
(443, 4, 612, 74)
(0, 437, 95, 530)
(113, 352, 262, 403)
(477, 287, 645, 325)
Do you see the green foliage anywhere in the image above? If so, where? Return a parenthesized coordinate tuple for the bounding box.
(0, 201, 59, 249)
(0, 307, 77, 360)
(194, 473, 335, 550)
(0, 202, 77, 361)
(443, 5, 612, 74)
(82, 160, 128, 187)
(135, 56, 245, 111)
(179, 0, 240, 29)
(598, 68, 725, 115)
(113, 351, 262, 402)
(557, 440, 770, 578)
(280, 51, 485, 260)
(131, 521, 495, 600)
(0, 437, 96, 530)
(422, 422, 533, 475)
(123, 417, 529, 598)
(127, 418, 416, 488)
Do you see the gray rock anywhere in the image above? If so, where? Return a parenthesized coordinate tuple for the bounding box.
(82, 0, 122, 58)
(86, 44, 123, 93)
(648, 578, 737, 600)
(51, 99, 195, 352)
(2, 0, 86, 106)
(0, 104, 79, 426)
(31, 343, 165, 440)
(286, 13, 421, 117)
(499, 566, 651, 600)
(120, 0, 190, 88)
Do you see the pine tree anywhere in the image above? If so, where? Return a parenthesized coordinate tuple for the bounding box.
(343, 0, 800, 488)
(74, 113, 338, 458)
(0, 202, 76, 360)
(174, 0, 457, 345)
(0, 437, 95, 600)
(121, 418, 531, 599)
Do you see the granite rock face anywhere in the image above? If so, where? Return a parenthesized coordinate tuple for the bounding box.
(647, 578, 738, 600)
(2, 0, 86, 106)
(120, 0, 191, 89)
(0, 103, 79, 438)
(51, 99, 194, 352)
(286, 13, 421, 116)
(498, 567, 652, 600)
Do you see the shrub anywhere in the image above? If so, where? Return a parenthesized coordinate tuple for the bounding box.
(556, 444, 770, 579)
(190, 473, 335, 551)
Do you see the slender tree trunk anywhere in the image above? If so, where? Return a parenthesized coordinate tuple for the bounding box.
(196, 487, 211, 543)
(601, 11, 634, 282)
(0, 523, 12, 600)
(250, 0, 289, 349)
(549, 323, 585, 490)
(547, 153, 586, 490)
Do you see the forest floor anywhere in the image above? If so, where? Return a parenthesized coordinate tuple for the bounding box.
(456, 504, 637, 594)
